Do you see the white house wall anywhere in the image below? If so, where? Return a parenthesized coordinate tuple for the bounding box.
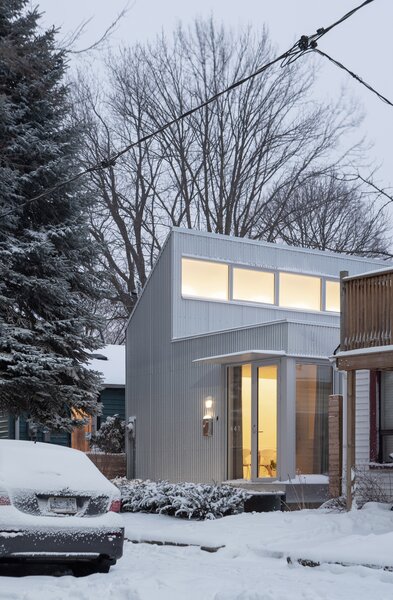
(354, 371, 393, 497)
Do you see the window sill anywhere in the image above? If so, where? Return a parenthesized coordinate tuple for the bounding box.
(369, 462, 393, 470)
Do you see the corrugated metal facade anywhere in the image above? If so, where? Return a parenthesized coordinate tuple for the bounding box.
(171, 229, 385, 339)
(126, 229, 387, 483)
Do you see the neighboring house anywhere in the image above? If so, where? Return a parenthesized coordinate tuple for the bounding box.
(125, 228, 386, 502)
(334, 268, 393, 507)
(0, 345, 125, 450)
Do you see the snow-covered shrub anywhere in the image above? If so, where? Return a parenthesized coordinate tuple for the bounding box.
(354, 467, 393, 508)
(112, 479, 248, 519)
(319, 496, 347, 512)
(91, 415, 125, 453)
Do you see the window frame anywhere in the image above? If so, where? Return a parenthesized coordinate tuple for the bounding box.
(180, 255, 340, 314)
(231, 265, 276, 305)
(181, 256, 229, 301)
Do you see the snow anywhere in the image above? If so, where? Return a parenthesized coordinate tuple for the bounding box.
(0, 440, 116, 495)
(88, 345, 125, 386)
(2, 503, 393, 599)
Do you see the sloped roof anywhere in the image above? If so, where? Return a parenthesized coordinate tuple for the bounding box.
(88, 344, 125, 386)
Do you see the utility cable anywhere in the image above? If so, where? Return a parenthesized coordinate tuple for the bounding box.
(0, 0, 378, 219)
(314, 48, 393, 108)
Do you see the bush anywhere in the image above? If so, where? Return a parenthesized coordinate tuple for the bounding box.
(112, 478, 248, 520)
(90, 414, 125, 453)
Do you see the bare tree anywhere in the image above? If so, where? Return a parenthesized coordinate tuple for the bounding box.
(74, 18, 389, 341)
(269, 173, 391, 256)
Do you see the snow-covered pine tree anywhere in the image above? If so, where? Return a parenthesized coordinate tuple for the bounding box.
(0, 0, 103, 431)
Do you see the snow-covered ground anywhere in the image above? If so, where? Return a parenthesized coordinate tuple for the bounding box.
(1, 504, 393, 600)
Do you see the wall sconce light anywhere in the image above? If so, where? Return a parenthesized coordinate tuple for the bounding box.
(203, 396, 214, 437)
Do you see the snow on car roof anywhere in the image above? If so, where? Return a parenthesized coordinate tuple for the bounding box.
(0, 440, 116, 494)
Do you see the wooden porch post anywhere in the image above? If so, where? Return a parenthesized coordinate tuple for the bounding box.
(346, 370, 356, 509)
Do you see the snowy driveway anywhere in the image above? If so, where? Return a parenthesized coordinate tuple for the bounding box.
(1, 504, 393, 600)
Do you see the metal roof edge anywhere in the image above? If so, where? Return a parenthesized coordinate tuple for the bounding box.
(171, 318, 339, 343)
(171, 227, 388, 266)
(126, 229, 174, 330)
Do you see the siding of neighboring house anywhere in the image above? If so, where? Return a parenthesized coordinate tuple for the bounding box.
(99, 388, 126, 423)
(354, 371, 393, 496)
(355, 370, 370, 467)
(0, 413, 9, 439)
(16, 415, 70, 446)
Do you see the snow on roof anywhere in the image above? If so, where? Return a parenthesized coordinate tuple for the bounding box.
(88, 345, 125, 387)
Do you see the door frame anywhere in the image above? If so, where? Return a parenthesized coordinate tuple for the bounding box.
(251, 360, 280, 480)
(226, 358, 281, 481)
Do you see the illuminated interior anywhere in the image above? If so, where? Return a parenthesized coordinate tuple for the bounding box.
(227, 363, 278, 480)
(181, 257, 339, 313)
(279, 272, 321, 311)
(233, 268, 275, 304)
(257, 366, 277, 478)
(325, 280, 340, 312)
(182, 258, 228, 300)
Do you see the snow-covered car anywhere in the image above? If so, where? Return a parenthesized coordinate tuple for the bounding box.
(0, 440, 124, 574)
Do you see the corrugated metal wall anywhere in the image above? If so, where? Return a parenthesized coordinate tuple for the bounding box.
(171, 229, 387, 339)
(126, 228, 387, 484)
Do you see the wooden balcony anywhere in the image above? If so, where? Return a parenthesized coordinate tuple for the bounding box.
(337, 268, 393, 371)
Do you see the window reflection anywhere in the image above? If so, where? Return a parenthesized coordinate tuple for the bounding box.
(296, 364, 332, 475)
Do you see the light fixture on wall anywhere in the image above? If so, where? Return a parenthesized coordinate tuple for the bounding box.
(203, 396, 214, 437)
(203, 396, 214, 418)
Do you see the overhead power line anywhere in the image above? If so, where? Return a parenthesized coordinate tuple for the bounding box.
(0, 0, 379, 219)
(314, 48, 393, 108)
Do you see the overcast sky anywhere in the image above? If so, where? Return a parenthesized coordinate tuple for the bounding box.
(36, 0, 392, 212)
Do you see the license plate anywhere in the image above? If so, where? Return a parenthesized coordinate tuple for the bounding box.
(48, 496, 77, 514)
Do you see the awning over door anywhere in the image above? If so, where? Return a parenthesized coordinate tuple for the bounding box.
(193, 350, 285, 365)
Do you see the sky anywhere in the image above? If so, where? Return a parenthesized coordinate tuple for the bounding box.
(36, 0, 393, 213)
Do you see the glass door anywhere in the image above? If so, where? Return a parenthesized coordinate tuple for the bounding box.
(257, 365, 278, 478)
(227, 362, 278, 480)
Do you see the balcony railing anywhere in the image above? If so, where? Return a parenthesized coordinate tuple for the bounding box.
(341, 269, 393, 352)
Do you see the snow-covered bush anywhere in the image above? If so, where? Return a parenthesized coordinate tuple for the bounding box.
(113, 479, 248, 519)
(91, 415, 125, 453)
(354, 467, 393, 508)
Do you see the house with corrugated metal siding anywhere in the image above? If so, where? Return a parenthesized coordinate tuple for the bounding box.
(125, 228, 386, 502)
(1, 345, 125, 450)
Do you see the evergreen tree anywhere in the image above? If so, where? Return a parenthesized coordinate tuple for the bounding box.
(0, 0, 102, 431)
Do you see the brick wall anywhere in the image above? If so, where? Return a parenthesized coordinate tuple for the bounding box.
(87, 453, 126, 480)
(328, 395, 343, 498)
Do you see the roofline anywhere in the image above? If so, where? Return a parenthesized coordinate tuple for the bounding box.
(171, 318, 339, 343)
(125, 229, 173, 329)
(171, 227, 389, 266)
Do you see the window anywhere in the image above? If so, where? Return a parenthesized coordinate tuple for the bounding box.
(379, 372, 393, 462)
(325, 280, 340, 312)
(279, 273, 321, 311)
(181, 258, 228, 300)
(232, 268, 275, 304)
(296, 363, 332, 474)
